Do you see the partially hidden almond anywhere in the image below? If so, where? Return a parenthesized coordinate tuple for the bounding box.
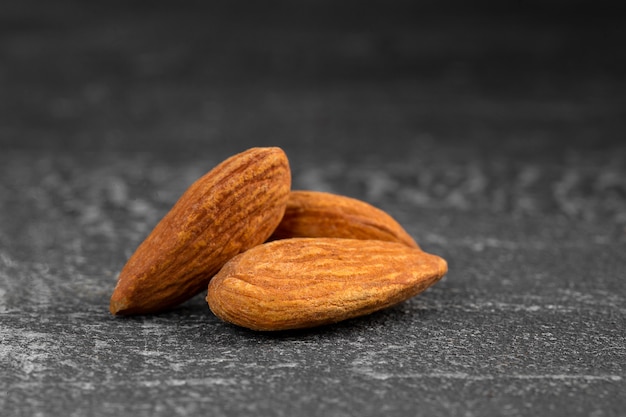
(269, 190, 419, 248)
(206, 238, 447, 331)
(110, 147, 291, 315)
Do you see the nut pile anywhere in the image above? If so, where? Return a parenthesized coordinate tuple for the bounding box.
(110, 147, 447, 331)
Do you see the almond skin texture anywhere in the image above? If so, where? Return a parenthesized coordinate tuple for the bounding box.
(110, 147, 291, 315)
(269, 190, 419, 248)
(206, 238, 447, 331)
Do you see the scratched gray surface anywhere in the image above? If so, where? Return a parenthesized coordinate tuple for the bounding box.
(1, 1, 626, 416)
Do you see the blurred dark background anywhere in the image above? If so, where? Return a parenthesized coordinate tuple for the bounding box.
(1, 0, 624, 158)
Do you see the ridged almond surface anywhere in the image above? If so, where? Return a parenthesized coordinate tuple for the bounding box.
(269, 190, 419, 248)
(207, 238, 447, 331)
(110, 147, 291, 315)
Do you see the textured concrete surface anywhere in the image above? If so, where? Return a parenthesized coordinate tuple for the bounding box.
(1, 1, 625, 416)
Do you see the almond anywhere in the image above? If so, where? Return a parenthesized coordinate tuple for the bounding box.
(269, 190, 419, 248)
(110, 147, 291, 315)
(206, 238, 447, 331)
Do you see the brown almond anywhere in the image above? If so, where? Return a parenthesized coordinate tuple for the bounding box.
(269, 190, 419, 248)
(110, 147, 291, 315)
(206, 238, 447, 331)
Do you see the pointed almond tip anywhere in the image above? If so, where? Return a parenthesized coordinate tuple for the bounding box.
(437, 255, 449, 277)
(439, 257, 448, 275)
(109, 294, 126, 315)
(109, 282, 133, 315)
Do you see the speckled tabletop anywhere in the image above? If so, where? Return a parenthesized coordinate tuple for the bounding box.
(1, 2, 625, 416)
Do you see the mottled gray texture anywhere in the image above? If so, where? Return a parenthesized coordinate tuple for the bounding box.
(1, 1, 625, 416)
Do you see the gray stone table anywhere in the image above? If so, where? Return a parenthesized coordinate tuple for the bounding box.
(1, 1, 625, 416)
